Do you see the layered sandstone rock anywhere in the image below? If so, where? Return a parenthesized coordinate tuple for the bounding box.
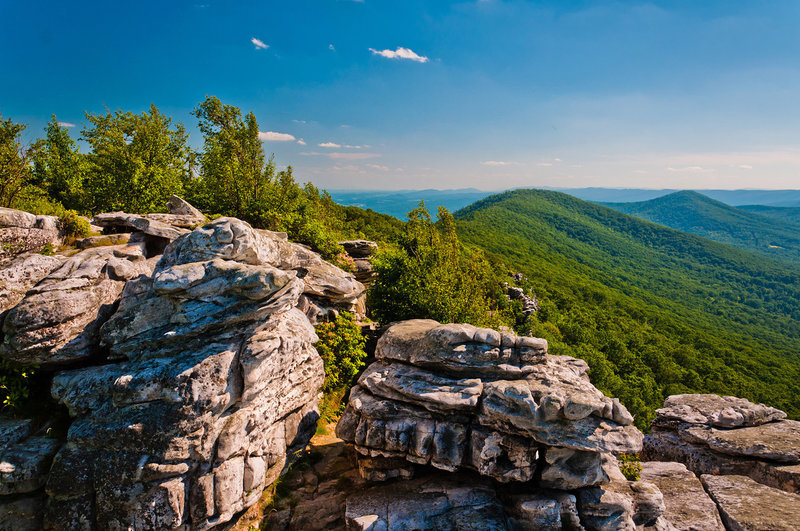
(336, 319, 642, 486)
(640, 461, 723, 531)
(643, 394, 800, 493)
(701, 474, 800, 531)
(336, 319, 656, 530)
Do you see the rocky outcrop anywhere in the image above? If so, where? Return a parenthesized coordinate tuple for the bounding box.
(701, 474, 800, 531)
(640, 461, 724, 531)
(643, 394, 800, 494)
(0, 252, 65, 314)
(1, 241, 154, 367)
(337, 319, 641, 486)
(0, 202, 365, 529)
(338, 239, 377, 286)
(34, 217, 362, 529)
(506, 284, 539, 316)
(0, 208, 62, 262)
(335, 318, 656, 530)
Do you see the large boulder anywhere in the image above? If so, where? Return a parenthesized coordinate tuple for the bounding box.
(701, 474, 800, 531)
(0, 208, 62, 262)
(0, 242, 154, 368)
(336, 319, 642, 487)
(0, 252, 65, 313)
(643, 394, 800, 494)
(640, 461, 724, 531)
(40, 217, 362, 529)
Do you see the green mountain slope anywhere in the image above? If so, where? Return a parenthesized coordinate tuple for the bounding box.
(737, 204, 800, 226)
(454, 189, 800, 426)
(601, 190, 800, 263)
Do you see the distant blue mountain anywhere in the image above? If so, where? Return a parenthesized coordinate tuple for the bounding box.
(329, 187, 800, 219)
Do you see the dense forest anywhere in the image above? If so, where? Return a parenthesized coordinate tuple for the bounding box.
(3, 103, 800, 430)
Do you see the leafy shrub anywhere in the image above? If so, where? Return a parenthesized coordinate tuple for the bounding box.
(0, 359, 34, 414)
(314, 311, 367, 397)
(58, 210, 91, 240)
(617, 453, 642, 481)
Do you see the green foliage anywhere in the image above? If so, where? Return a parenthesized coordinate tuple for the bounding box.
(0, 359, 34, 414)
(82, 104, 190, 213)
(314, 312, 368, 396)
(617, 453, 642, 481)
(33, 116, 89, 212)
(58, 210, 91, 240)
(456, 189, 800, 428)
(368, 203, 510, 327)
(0, 114, 41, 209)
(604, 191, 800, 264)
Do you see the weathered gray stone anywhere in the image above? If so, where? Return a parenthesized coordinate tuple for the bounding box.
(0, 242, 152, 367)
(644, 394, 800, 493)
(701, 474, 800, 531)
(36, 216, 351, 529)
(0, 436, 62, 494)
(640, 461, 723, 531)
(338, 240, 378, 258)
(0, 252, 65, 313)
(0, 493, 45, 531)
(338, 319, 641, 487)
(654, 394, 786, 428)
(345, 475, 509, 530)
(0, 208, 62, 260)
(76, 232, 131, 249)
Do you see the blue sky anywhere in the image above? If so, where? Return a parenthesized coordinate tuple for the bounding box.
(3, 0, 800, 190)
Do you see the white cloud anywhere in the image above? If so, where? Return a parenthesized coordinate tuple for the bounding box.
(369, 46, 429, 63)
(297, 139, 306, 146)
(481, 160, 517, 166)
(258, 131, 295, 142)
(554, 158, 562, 162)
(536, 162, 553, 167)
(251, 38, 269, 50)
(292, 119, 307, 124)
(319, 142, 341, 148)
(738, 164, 753, 169)
(57, 122, 76, 128)
(366, 164, 390, 171)
(300, 152, 380, 160)
(666, 166, 714, 173)
(329, 44, 335, 51)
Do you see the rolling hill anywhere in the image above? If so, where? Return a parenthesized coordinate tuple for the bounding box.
(602, 190, 800, 263)
(737, 204, 800, 225)
(453, 189, 800, 425)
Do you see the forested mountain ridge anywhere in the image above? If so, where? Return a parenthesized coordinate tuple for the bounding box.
(454, 189, 800, 424)
(602, 190, 800, 263)
(738, 204, 800, 225)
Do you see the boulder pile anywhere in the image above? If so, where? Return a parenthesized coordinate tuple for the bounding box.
(336, 319, 669, 529)
(643, 394, 800, 493)
(0, 202, 364, 529)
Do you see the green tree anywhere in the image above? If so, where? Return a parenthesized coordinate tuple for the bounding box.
(0, 115, 40, 208)
(368, 203, 507, 326)
(190, 95, 268, 218)
(82, 104, 190, 213)
(33, 115, 88, 212)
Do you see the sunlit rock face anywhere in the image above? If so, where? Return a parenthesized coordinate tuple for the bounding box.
(0, 212, 364, 530)
(643, 393, 800, 494)
(337, 319, 642, 486)
(337, 319, 666, 530)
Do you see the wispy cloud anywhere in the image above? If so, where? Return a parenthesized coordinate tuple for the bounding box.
(319, 142, 341, 148)
(366, 164, 390, 171)
(301, 152, 380, 160)
(481, 160, 518, 166)
(292, 119, 307, 124)
(329, 44, 336, 51)
(258, 131, 295, 142)
(57, 121, 76, 128)
(536, 162, 553, 167)
(738, 164, 753, 169)
(369, 46, 429, 63)
(666, 166, 714, 173)
(297, 139, 306, 146)
(251, 38, 269, 50)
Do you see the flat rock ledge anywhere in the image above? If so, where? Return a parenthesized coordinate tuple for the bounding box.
(701, 474, 800, 531)
(643, 394, 800, 494)
(641, 461, 724, 531)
